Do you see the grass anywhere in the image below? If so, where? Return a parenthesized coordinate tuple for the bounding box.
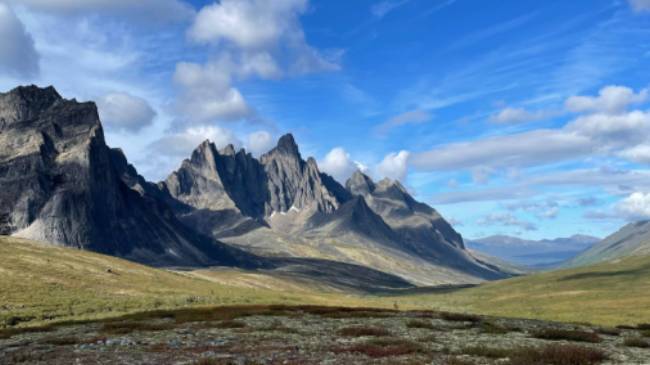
(389, 254, 650, 326)
(532, 328, 602, 343)
(0, 236, 393, 329)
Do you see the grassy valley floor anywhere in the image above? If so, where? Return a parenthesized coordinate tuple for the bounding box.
(2, 235, 650, 330)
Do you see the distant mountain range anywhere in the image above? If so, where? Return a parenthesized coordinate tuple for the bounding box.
(466, 234, 600, 269)
(0, 85, 512, 286)
(564, 221, 650, 268)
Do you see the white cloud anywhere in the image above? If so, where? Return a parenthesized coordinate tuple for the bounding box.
(376, 109, 431, 134)
(10, 0, 194, 24)
(371, 0, 409, 19)
(319, 147, 357, 183)
(149, 125, 242, 159)
(176, 0, 339, 126)
(189, 0, 306, 49)
(188, 0, 338, 72)
(173, 60, 252, 123)
(97, 92, 156, 132)
(629, 0, 650, 12)
(412, 102, 650, 174)
(618, 192, 650, 219)
(246, 131, 274, 156)
(565, 85, 648, 114)
(620, 144, 650, 164)
(0, 2, 39, 78)
(567, 110, 650, 147)
(377, 150, 410, 182)
(490, 107, 549, 124)
(477, 213, 537, 231)
(411, 129, 593, 171)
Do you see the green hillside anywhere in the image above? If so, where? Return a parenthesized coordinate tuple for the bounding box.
(395, 254, 650, 326)
(0, 236, 368, 328)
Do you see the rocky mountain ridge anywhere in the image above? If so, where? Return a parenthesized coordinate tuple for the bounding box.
(161, 135, 510, 284)
(0, 85, 510, 285)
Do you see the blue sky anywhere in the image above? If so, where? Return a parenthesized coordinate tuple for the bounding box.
(1, 0, 650, 240)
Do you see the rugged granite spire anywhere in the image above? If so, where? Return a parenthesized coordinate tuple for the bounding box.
(0, 85, 260, 268)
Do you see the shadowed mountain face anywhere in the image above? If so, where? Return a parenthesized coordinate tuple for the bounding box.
(0, 85, 262, 268)
(467, 234, 600, 269)
(162, 136, 510, 284)
(565, 221, 650, 268)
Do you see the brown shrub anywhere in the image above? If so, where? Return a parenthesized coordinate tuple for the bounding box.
(461, 345, 511, 359)
(595, 327, 621, 336)
(338, 326, 391, 337)
(623, 337, 650, 348)
(508, 344, 607, 365)
(214, 320, 247, 329)
(407, 319, 436, 330)
(532, 328, 602, 343)
(440, 312, 481, 323)
(100, 321, 174, 335)
(333, 338, 424, 358)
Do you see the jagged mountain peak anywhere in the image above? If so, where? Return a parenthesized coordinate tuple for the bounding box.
(268, 133, 300, 157)
(346, 170, 376, 196)
(220, 144, 237, 156)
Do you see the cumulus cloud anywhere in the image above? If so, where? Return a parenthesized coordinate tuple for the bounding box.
(97, 92, 156, 132)
(246, 131, 274, 156)
(9, 0, 194, 24)
(173, 60, 253, 124)
(377, 150, 410, 182)
(176, 0, 339, 126)
(629, 0, 650, 12)
(477, 213, 538, 231)
(618, 192, 650, 219)
(0, 2, 39, 78)
(376, 109, 431, 135)
(565, 85, 648, 114)
(490, 107, 550, 124)
(319, 147, 359, 183)
(148, 125, 242, 159)
(188, 0, 338, 73)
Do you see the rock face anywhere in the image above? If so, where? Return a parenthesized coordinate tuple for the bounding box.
(162, 135, 508, 284)
(0, 85, 260, 268)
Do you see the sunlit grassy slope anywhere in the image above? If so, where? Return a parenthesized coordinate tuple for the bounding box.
(392, 254, 650, 326)
(0, 236, 370, 328)
(3, 235, 650, 329)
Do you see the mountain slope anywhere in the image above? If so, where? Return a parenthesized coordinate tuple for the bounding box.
(161, 138, 509, 285)
(565, 220, 650, 268)
(399, 250, 650, 326)
(467, 234, 599, 269)
(0, 85, 260, 268)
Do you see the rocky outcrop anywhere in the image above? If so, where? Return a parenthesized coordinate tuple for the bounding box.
(0, 85, 261, 268)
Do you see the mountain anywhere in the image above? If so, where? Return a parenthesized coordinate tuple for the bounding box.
(0, 85, 261, 268)
(161, 137, 510, 285)
(467, 234, 600, 269)
(565, 221, 650, 268)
